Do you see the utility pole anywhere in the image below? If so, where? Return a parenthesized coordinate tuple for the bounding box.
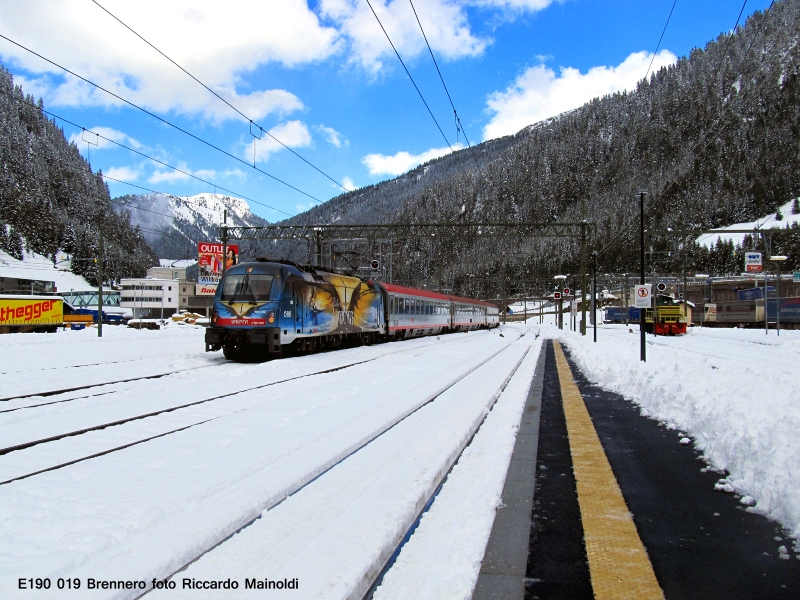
(221, 209, 228, 278)
(639, 191, 646, 362)
(97, 226, 103, 338)
(581, 198, 587, 335)
(592, 251, 597, 342)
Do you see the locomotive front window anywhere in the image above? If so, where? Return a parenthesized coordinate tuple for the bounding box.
(221, 274, 274, 302)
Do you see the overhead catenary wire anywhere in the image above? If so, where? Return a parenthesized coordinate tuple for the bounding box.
(88, 0, 349, 195)
(595, 2, 771, 265)
(644, 0, 677, 81)
(407, 0, 485, 178)
(0, 32, 322, 205)
(0, 86, 293, 218)
(364, 0, 453, 152)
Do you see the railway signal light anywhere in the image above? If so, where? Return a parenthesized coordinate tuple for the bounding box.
(554, 292, 561, 300)
(370, 260, 380, 270)
(563, 288, 570, 295)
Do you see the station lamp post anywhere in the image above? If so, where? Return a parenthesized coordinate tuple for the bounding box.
(770, 256, 788, 336)
(695, 274, 709, 327)
(554, 274, 567, 330)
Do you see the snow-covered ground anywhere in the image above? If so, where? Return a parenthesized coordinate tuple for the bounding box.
(552, 322, 800, 549)
(698, 197, 800, 248)
(0, 324, 542, 599)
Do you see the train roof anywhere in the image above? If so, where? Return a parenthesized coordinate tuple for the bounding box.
(378, 282, 452, 301)
(377, 283, 497, 308)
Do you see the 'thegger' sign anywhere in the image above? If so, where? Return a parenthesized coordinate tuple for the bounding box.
(745, 252, 762, 273)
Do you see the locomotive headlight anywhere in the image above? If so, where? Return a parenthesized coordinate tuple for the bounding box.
(267, 311, 275, 324)
(211, 310, 218, 325)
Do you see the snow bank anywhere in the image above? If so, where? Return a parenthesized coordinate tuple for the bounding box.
(555, 324, 800, 540)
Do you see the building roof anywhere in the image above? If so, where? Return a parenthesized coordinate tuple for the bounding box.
(0, 250, 97, 292)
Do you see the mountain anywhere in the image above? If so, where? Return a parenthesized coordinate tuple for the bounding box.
(0, 66, 156, 286)
(113, 192, 269, 260)
(285, 0, 800, 298)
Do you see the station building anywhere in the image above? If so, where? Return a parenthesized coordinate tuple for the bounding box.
(120, 278, 179, 319)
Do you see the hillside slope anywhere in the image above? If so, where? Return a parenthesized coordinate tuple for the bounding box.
(287, 0, 800, 297)
(0, 67, 156, 285)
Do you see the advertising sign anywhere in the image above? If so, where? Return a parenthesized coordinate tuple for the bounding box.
(745, 252, 762, 273)
(195, 284, 218, 296)
(0, 297, 62, 326)
(634, 284, 652, 309)
(198, 242, 238, 284)
(794, 272, 800, 283)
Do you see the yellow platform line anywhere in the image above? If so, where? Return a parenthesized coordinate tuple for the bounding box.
(553, 341, 664, 600)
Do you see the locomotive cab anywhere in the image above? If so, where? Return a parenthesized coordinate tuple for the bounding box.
(205, 262, 284, 359)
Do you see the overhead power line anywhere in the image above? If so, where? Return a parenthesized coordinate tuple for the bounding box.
(644, 0, 677, 81)
(0, 86, 293, 217)
(89, 0, 349, 195)
(597, 1, 769, 264)
(364, 0, 453, 152)
(408, 0, 485, 177)
(0, 32, 322, 204)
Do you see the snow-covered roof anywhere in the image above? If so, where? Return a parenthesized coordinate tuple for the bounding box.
(158, 259, 197, 268)
(0, 250, 96, 292)
(698, 198, 800, 248)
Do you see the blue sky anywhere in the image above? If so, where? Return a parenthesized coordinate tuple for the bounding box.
(0, 0, 772, 220)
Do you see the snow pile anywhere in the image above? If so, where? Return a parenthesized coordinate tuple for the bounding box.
(556, 324, 800, 539)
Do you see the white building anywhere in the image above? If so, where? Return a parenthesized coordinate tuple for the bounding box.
(120, 278, 179, 319)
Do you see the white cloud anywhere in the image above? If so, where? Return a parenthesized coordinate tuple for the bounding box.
(68, 126, 142, 150)
(483, 49, 677, 140)
(296, 203, 310, 213)
(221, 168, 246, 178)
(247, 120, 313, 163)
(103, 165, 140, 181)
(342, 176, 356, 191)
(148, 162, 216, 184)
(0, 0, 335, 121)
(316, 124, 348, 148)
(363, 144, 462, 176)
(319, 0, 487, 72)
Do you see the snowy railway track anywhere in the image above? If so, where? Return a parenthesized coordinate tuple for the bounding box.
(0, 333, 488, 486)
(145, 328, 540, 600)
(0, 355, 385, 485)
(0, 328, 517, 600)
(0, 365, 215, 403)
(140, 333, 527, 600)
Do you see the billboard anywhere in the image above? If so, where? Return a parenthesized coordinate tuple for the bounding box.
(195, 284, 218, 296)
(745, 252, 762, 273)
(198, 242, 238, 284)
(0, 297, 62, 326)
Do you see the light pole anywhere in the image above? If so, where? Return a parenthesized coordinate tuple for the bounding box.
(695, 274, 709, 327)
(770, 256, 788, 336)
(638, 191, 645, 361)
(592, 251, 597, 343)
(554, 275, 567, 330)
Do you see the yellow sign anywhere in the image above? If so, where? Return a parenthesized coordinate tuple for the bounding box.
(0, 297, 63, 326)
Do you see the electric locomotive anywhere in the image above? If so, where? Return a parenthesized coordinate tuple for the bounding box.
(205, 259, 499, 360)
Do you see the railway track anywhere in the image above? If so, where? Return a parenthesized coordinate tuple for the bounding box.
(0, 334, 485, 485)
(1, 328, 517, 600)
(144, 328, 530, 598)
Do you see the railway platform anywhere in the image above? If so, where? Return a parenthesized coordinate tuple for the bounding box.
(475, 339, 800, 599)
